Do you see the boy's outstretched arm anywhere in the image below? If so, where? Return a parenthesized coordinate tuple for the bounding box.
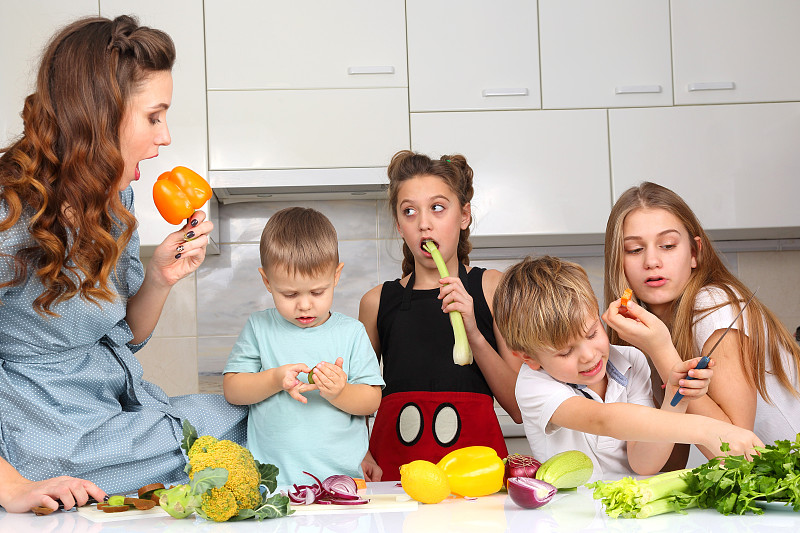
(626, 356, 714, 474)
(223, 363, 312, 405)
(550, 397, 763, 476)
(312, 357, 382, 416)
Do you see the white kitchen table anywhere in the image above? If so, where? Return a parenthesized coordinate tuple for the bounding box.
(1, 481, 798, 533)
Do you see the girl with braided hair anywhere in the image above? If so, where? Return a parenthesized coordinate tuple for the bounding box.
(0, 15, 245, 512)
(359, 150, 522, 481)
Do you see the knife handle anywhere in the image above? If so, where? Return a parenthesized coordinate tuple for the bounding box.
(669, 355, 711, 407)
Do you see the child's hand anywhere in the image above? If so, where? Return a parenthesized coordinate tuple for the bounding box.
(705, 422, 764, 460)
(437, 275, 479, 338)
(312, 357, 348, 402)
(667, 356, 715, 403)
(602, 298, 672, 356)
(281, 363, 314, 403)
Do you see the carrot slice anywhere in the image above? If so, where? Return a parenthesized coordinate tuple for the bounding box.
(353, 478, 367, 490)
(620, 288, 633, 310)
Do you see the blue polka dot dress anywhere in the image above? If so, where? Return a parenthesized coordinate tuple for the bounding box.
(0, 187, 246, 494)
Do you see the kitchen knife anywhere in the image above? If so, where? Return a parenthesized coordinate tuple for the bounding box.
(669, 289, 758, 407)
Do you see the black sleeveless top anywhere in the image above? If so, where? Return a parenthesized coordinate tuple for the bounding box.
(376, 265, 498, 398)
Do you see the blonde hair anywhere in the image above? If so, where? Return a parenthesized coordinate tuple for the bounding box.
(604, 181, 800, 402)
(387, 150, 473, 277)
(494, 256, 599, 355)
(259, 207, 339, 277)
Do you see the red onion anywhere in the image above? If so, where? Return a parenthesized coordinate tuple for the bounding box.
(321, 475, 360, 500)
(288, 473, 369, 505)
(504, 454, 542, 487)
(506, 477, 557, 509)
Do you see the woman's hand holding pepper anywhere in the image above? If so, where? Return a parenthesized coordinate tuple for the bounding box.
(149, 211, 213, 288)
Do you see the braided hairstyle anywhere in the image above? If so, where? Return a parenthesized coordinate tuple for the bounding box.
(0, 15, 175, 315)
(387, 150, 474, 277)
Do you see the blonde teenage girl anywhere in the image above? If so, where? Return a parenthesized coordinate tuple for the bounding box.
(603, 182, 800, 461)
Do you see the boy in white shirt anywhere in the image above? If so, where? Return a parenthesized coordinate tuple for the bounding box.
(493, 256, 762, 480)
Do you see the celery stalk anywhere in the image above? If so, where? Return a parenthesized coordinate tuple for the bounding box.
(588, 469, 694, 519)
(423, 240, 473, 366)
(636, 497, 696, 519)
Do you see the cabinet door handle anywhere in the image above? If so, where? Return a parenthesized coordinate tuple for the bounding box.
(481, 88, 529, 97)
(687, 81, 736, 92)
(614, 85, 662, 94)
(347, 66, 395, 75)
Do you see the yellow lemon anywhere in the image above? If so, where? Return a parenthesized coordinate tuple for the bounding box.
(399, 460, 451, 504)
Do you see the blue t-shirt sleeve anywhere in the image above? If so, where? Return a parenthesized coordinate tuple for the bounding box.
(345, 322, 384, 388)
(225, 314, 265, 374)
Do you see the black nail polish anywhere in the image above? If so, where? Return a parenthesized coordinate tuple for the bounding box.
(191, 218, 199, 227)
(185, 231, 195, 240)
(175, 253, 182, 259)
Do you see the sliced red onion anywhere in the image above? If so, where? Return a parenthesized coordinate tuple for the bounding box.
(321, 475, 360, 500)
(287, 483, 320, 505)
(289, 473, 370, 506)
(504, 454, 542, 487)
(506, 477, 557, 509)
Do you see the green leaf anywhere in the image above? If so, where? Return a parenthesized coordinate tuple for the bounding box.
(190, 467, 228, 495)
(181, 419, 198, 456)
(229, 509, 256, 521)
(253, 493, 294, 520)
(255, 460, 279, 495)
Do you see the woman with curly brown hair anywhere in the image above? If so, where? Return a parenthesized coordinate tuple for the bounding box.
(0, 15, 245, 512)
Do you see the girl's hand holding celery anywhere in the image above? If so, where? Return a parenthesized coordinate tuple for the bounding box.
(423, 240, 473, 366)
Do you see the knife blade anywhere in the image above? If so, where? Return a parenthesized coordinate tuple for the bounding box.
(669, 289, 758, 407)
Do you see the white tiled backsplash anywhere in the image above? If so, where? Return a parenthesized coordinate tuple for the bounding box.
(138, 199, 800, 410)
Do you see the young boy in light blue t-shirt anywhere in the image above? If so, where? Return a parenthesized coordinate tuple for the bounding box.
(223, 207, 384, 486)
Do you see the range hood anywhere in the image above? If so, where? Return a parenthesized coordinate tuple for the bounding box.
(209, 167, 389, 204)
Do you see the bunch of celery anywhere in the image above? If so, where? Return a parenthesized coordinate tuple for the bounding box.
(587, 469, 696, 518)
(422, 240, 473, 366)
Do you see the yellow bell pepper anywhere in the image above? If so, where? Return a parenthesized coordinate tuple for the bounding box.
(436, 446, 505, 498)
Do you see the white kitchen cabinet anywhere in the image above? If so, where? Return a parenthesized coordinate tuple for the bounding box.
(411, 110, 611, 244)
(671, 0, 800, 105)
(204, 0, 407, 90)
(208, 88, 409, 170)
(406, 0, 540, 112)
(539, 0, 672, 109)
(0, 1, 97, 147)
(609, 103, 800, 235)
(102, 0, 214, 252)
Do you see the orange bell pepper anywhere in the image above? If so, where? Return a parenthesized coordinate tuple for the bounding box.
(436, 446, 505, 498)
(153, 166, 212, 225)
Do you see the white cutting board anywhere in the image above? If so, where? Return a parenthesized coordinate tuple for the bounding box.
(75, 493, 417, 522)
(76, 504, 169, 522)
(291, 493, 418, 515)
